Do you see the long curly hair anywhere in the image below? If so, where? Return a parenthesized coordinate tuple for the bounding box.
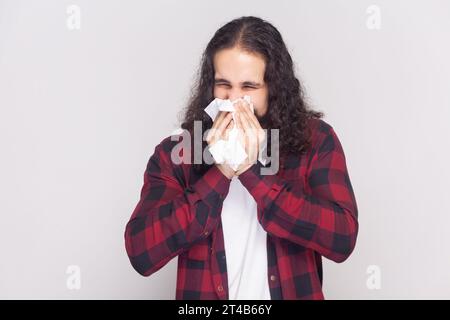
(180, 16, 323, 171)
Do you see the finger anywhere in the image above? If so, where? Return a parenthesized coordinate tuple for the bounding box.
(238, 100, 262, 132)
(208, 112, 221, 142)
(234, 111, 248, 151)
(208, 112, 231, 143)
(238, 107, 255, 131)
(216, 112, 233, 137)
(241, 106, 265, 147)
(241, 102, 262, 130)
(234, 112, 246, 146)
(241, 108, 263, 146)
(236, 108, 251, 148)
(235, 111, 242, 130)
(239, 110, 258, 159)
(212, 111, 226, 129)
(213, 112, 232, 135)
(236, 102, 256, 145)
(238, 99, 253, 115)
(238, 110, 255, 148)
(224, 119, 234, 139)
(211, 111, 224, 129)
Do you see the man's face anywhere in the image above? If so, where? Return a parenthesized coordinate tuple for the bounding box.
(213, 47, 269, 118)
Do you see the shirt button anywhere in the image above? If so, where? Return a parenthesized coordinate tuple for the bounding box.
(217, 285, 223, 292)
(270, 275, 277, 281)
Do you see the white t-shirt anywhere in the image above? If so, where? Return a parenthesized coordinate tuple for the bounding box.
(220, 175, 271, 300)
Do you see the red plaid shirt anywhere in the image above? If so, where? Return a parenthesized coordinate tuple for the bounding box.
(124, 118, 358, 299)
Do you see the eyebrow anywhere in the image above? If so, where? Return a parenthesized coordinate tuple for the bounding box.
(214, 78, 262, 87)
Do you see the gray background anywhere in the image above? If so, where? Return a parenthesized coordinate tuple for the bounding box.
(1, 0, 449, 299)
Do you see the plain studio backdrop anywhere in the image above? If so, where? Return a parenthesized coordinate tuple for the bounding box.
(1, 0, 449, 299)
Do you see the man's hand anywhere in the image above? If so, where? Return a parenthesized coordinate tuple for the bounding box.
(233, 100, 267, 176)
(205, 111, 236, 179)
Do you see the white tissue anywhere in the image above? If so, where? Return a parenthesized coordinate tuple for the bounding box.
(204, 95, 268, 171)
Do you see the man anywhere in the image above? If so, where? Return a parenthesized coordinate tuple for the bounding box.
(124, 16, 358, 300)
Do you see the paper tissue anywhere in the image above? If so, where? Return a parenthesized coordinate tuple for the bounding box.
(204, 95, 268, 171)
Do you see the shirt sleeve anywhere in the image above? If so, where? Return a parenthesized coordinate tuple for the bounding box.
(124, 138, 232, 276)
(237, 126, 359, 263)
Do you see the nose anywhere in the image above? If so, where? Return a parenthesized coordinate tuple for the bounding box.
(226, 88, 244, 102)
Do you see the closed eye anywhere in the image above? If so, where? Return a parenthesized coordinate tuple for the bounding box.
(215, 83, 231, 88)
(214, 83, 258, 90)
